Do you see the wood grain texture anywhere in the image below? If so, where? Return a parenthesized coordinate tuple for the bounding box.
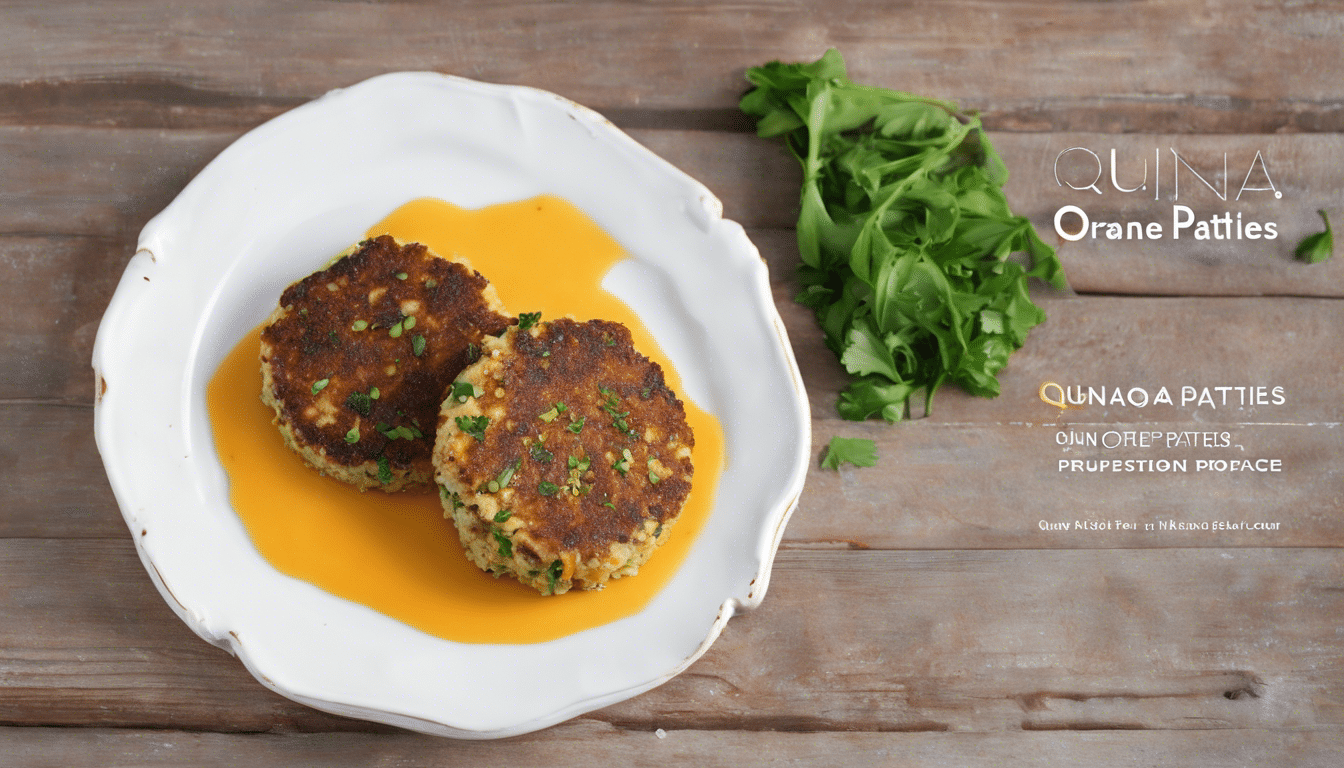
(3, 128, 1340, 299)
(7, 293, 1340, 543)
(1, 539, 1342, 735)
(3, 1, 1343, 133)
(2, 725, 1342, 768)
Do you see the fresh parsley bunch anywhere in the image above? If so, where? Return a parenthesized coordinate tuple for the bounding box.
(742, 50, 1067, 421)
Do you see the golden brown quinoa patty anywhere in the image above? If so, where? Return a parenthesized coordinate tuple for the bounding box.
(434, 318, 694, 594)
(261, 235, 510, 491)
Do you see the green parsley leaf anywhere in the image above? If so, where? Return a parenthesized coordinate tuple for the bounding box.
(493, 509, 513, 523)
(517, 311, 542, 330)
(1296, 210, 1334, 264)
(821, 436, 879, 469)
(546, 559, 563, 594)
(529, 443, 555, 463)
(389, 320, 404, 338)
(456, 415, 489, 442)
(403, 315, 416, 330)
(370, 387, 380, 400)
(412, 334, 426, 357)
(492, 528, 513, 558)
(351, 320, 368, 332)
(566, 416, 585, 434)
(377, 455, 392, 485)
(311, 378, 330, 395)
(344, 426, 359, 444)
(538, 481, 560, 496)
(345, 390, 372, 416)
(450, 381, 481, 402)
(395, 271, 408, 280)
(742, 49, 1066, 422)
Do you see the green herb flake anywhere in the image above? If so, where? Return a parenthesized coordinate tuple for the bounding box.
(518, 311, 542, 330)
(377, 455, 392, 485)
(456, 415, 489, 442)
(566, 415, 585, 434)
(424, 278, 438, 288)
(466, 342, 479, 363)
(450, 381, 481, 403)
(370, 386, 380, 400)
(388, 320, 404, 338)
(648, 471, 660, 484)
(1296, 210, 1334, 264)
(493, 509, 513, 523)
(488, 457, 522, 492)
(351, 320, 368, 332)
(403, 315, 417, 330)
(546, 559, 563, 594)
(539, 406, 559, 423)
(311, 378, 330, 395)
(741, 49, 1066, 422)
(821, 436, 879, 469)
(529, 443, 555, 463)
(613, 447, 632, 477)
(344, 426, 360, 444)
(412, 334, 426, 357)
(603, 500, 616, 509)
(395, 271, 408, 280)
(492, 528, 513, 559)
(345, 391, 372, 416)
(538, 481, 560, 496)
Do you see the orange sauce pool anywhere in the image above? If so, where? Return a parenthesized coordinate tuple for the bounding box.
(207, 196, 724, 644)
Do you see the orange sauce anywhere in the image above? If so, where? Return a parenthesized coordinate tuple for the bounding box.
(207, 196, 724, 644)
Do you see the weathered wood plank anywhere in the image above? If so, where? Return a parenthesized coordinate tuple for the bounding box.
(2, 128, 1340, 294)
(1, 724, 1341, 768)
(4, 1, 1344, 133)
(6, 290, 1340, 543)
(0, 540, 1341, 733)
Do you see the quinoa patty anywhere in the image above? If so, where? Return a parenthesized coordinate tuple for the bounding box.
(261, 235, 511, 491)
(433, 317, 694, 594)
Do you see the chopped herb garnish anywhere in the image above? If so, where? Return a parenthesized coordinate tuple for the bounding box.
(403, 315, 416, 330)
(539, 406, 560, 423)
(311, 378, 330, 395)
(566, 416, 585, 434)
(821, 436, 879, 469)
(485, 458, 522, 493)
(389, 320, 404, 338)
(456, 415, 489, 442)
(648, 471, 660, 484)
(538, 481, 560, 496)
(466, 342, 479, 362)
(599, 386, 638, 440)
(351, 320, 368, 331)
(377, 455, 392, 485)
(493, 509, 513, 523)
(344, 426, 360, 444)
(555, 402, 567, 413)
(345, 391, 372, 416)
(603, 500, 616, 509)
(424, 278, 438, 288)
(613, 448, 633, 477)
(529, 443, 555, 463)
(546, 559, 563, 594)
(450, 381, 481, 403)
(568, 455, 591, 473)
(518, 311, 542, 330)
(395, 271, 408, 280)
(412, 334, 426, 357)
(370, 386, 380, 400)
(492, 528, 513, 558)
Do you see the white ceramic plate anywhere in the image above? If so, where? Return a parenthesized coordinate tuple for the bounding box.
(93, 72, 809, 738)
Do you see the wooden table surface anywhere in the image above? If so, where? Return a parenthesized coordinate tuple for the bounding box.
(4, 2, 1343, 765)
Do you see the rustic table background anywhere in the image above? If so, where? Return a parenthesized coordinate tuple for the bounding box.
(4, 2, 1343, 765)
